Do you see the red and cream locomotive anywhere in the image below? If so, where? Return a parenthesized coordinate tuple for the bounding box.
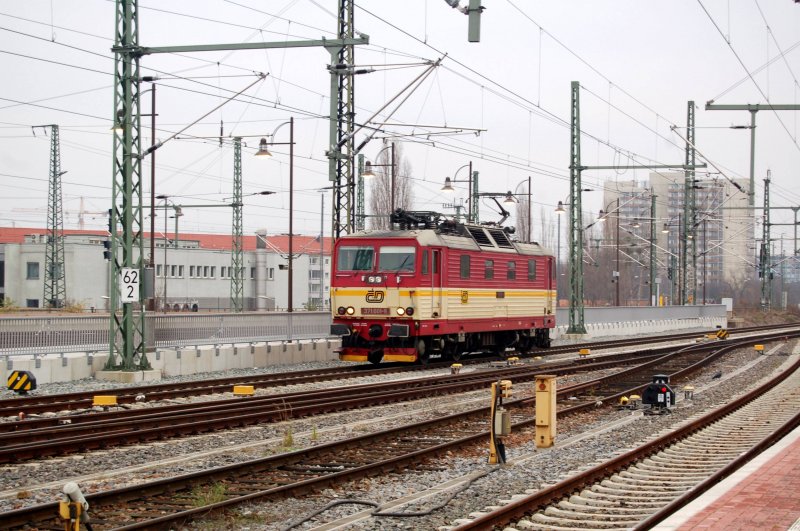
(330, 211, 556, 364)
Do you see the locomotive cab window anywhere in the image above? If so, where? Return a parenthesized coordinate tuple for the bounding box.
(379, 246, 416, 272)
(338, 246, 374, 271)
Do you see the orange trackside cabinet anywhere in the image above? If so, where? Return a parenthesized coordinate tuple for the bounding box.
(535, 374, 557, 448)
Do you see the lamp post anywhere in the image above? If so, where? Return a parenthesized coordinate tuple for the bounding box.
(363, 142, 397, 222)
(256, 117, 295, 312)
(155, 194, 171, 310)
(596, 198, 621, 306)
(440, 162, 474, 223)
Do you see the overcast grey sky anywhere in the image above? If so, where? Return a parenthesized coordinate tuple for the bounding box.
(1, 1, 799, 243)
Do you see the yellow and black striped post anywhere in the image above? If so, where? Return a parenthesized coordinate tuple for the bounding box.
(715, 329, 729, 340)
(7, 371, 37, 395)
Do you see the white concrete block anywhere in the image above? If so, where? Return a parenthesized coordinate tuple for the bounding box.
(160, 348, 181, 377)
(252, 343, 268, 367)
(194, 346, 213, 374)
(217, 345, 236, 370)
(234, 343, 254, 368)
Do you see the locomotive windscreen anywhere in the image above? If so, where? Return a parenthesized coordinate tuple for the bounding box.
(338, 246, 374, 271)
(378, 246, 416, 272)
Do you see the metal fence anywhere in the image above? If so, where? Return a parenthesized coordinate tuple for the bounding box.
(0, 312, 332, 356)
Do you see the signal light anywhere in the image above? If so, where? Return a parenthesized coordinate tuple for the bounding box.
(345, 306, 355, 315)
(396, 307, 405, 316)
(337, 306, 346, 315)
(405, 307, 414, 316)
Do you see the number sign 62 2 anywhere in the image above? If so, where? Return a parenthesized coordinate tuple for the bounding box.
(119, 268, 140, 303)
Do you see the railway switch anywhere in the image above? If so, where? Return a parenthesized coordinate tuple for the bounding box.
(535, 375, 557, 448)
(7, 370, 36, 395)
(488, 379, 513, 464)
(233, 385, 255, 396)
(642, 374, 674, 414)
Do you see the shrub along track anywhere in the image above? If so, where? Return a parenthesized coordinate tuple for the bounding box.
(3, 330, 797, 530)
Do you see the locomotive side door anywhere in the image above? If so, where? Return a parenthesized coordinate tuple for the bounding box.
(431, 249, 443, 317)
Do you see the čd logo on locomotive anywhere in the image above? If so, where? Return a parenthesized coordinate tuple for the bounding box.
(365, 290, 385, 303)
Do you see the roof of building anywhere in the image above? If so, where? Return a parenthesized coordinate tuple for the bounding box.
(0, 227, 332, 255)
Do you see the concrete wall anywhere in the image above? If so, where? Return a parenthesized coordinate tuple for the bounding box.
(2, 338, 341, 387)
(554, 304, 727, 339)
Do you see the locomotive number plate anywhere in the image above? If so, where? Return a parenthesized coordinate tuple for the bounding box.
(361, 307, 390, 315)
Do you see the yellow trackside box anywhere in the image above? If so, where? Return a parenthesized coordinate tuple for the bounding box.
(93, 395, 117, 407)
(7, 371, 36, 394)
(535, 375, 557, 448)
(233, 385, 255, 396)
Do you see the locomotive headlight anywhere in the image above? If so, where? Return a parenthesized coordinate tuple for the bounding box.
(395, 307, 405, 316)
(345, 306, 355, 315)
(405, 307, 414, 316)
(337, 306, 346, 315)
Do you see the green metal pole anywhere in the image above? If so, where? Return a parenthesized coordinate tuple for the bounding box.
(230, 137, 243, 312)
(650, 194, 657, 306)
(567, 81, 586, 334)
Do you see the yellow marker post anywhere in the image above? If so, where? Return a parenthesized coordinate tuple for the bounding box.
(535, 375, 557, 448)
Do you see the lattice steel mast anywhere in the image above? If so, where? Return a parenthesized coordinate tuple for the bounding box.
(230, 137, 244, 311)
(43, 124, 66, 309)
(567, 81, 586, 334)
(108, 0, 148, 370)
(681, 101, 697, 305)
(330, 0, 356, 239)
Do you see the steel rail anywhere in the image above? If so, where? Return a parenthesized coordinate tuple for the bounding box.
(454, 349, 800, 530)
(3, 333, 794, 529)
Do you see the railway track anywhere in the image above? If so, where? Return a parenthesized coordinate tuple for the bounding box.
(1, 323, 787, 419)
(0, 349, 670, 462)
(453, 349, 800, 530)
(4, 331, 794, 530)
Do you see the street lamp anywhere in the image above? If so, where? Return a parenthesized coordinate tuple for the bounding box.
(155, 194, 172, 310)
(440, 162, 474, 222)
(362, 143, 397, 217)
(256, 117, 295, 311)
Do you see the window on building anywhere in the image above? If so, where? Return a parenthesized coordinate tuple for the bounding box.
(0, 260, 4, 288)
(26, 262, 39, 280)
(157, 264, 162, 277)
(528, 259, 537, 281)
(221, 266, 227, 278)
(189, 265, 195, 278)
(26, 299, 39, 308)
(210, 266, 216, 278)
(171, 265, 177, 277)
(204, 266, 209, 278)
(507, 261, 516, 280)
(484, 260, 494, 279)
(324, 258, 329, 265)
(178, 265, 184, 278)
(460, 255, 470, 279)
(250, 267, 255, 279)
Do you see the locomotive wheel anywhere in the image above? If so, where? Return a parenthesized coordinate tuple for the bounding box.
(417, 339, 430, 366)
(367, 350, 383, 365)
(442, 341, 462, 361)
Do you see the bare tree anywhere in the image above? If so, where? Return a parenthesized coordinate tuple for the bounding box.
(368, 142, 414, 230)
